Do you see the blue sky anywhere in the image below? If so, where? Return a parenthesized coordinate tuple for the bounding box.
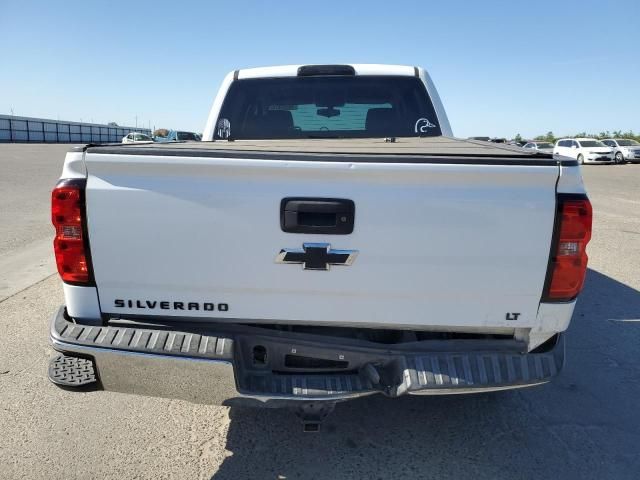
(2, 0, 639, 138)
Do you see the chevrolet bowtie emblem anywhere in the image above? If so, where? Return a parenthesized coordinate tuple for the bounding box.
(275, 243, 358, 271)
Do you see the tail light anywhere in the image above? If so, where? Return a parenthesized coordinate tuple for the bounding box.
(543, 194, 592, 302)
(52, 179, 94, 285)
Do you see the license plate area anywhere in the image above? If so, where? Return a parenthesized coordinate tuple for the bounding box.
(236, 335, 365, 374)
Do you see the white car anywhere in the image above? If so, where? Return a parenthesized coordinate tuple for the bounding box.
(523, 141, 554, 153)
(553, 138, 614, 164)
(122, 132, 154, 143)
(601, 138, 640, 164)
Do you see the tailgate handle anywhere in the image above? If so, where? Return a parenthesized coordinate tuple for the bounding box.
(280, 198, 355, 234)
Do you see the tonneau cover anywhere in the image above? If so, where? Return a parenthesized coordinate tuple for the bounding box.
(84, 136, 571, 165)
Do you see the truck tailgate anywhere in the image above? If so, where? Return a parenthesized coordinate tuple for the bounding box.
(84, 149, 559, 330)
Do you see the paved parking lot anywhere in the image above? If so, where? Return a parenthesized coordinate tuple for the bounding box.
(1, 144, 639, 479)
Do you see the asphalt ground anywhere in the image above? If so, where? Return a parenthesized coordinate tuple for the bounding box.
(1, 144, 639, 479)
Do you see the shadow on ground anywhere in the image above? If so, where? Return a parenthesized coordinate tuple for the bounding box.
(212, 269, 640, 480)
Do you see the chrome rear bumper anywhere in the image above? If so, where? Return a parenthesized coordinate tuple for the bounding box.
(50, 306, 565, 406)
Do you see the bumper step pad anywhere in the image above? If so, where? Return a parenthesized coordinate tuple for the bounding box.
(48, 353, 97, 387)
(52, 308, 232, 361)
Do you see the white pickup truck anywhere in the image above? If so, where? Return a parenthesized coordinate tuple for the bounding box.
(49, 64, 592, 430)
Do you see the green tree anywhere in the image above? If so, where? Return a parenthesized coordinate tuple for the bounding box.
(532, 130, 640, 143)
(534, 131, 555, 142)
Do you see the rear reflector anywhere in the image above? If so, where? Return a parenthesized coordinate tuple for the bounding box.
(543, 195, 592, 302)
(52, 179, 93, 285)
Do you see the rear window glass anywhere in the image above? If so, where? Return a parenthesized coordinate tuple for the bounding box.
(216, 76, 442, 139)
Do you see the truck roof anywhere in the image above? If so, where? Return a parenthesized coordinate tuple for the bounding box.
(83, 136, 574, 166)
(236, 64, 418, 79)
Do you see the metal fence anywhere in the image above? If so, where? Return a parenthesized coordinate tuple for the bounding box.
(0, 114, 151, 143)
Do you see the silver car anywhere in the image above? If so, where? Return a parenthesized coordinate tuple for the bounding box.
(523, 141, 555, 153)
(601, 138, 640, 164)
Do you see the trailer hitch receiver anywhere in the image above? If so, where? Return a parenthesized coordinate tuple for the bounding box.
(294, 402, 336, 432)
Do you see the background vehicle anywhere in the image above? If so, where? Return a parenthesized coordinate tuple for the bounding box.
(601, 138, 640, 163)
(49, 64, 590, 429)
(121, 132, 154, 143)
(468, 136, 490, 141)
(553, 138, 614, 164)
(165, 130, 201, 141)
(523, 141, 554, 153)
